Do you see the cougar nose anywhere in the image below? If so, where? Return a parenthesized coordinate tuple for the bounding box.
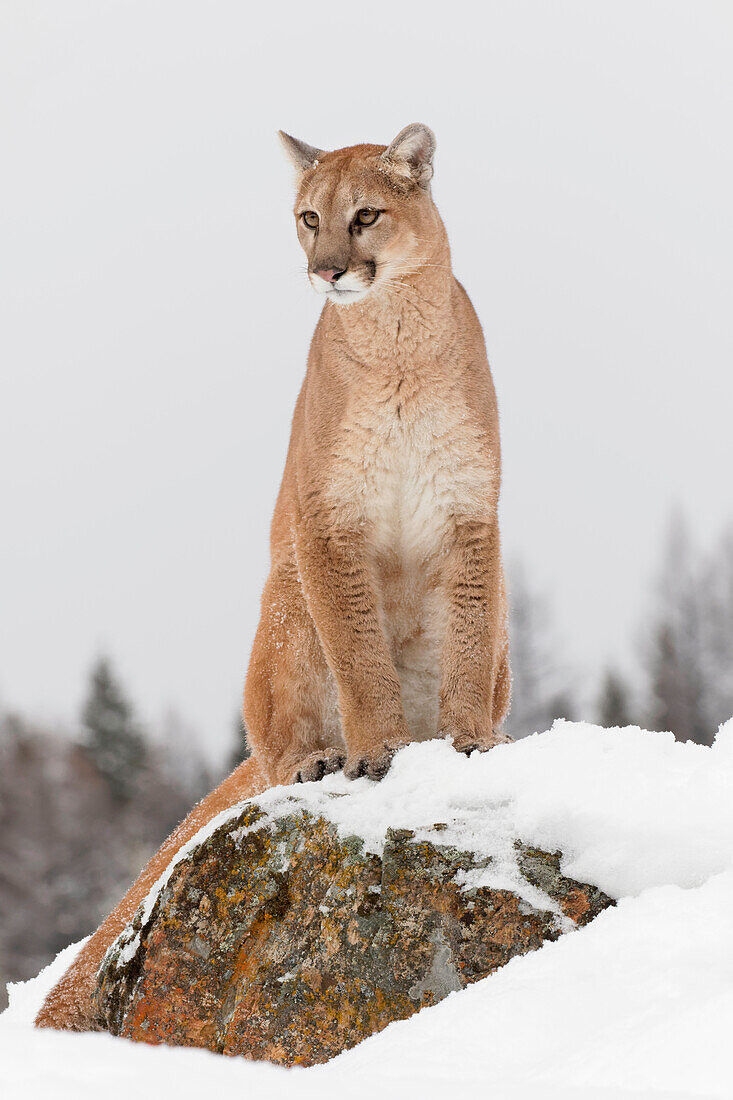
(314, 267, 346, 283)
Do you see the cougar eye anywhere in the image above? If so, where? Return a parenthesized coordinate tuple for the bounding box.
(301, 211, 319, 229)
(355, 208, 380, 227)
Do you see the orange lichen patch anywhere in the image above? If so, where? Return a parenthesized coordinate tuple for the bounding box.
(560, 887, 592, 923)
(95, 805, 613, 1067)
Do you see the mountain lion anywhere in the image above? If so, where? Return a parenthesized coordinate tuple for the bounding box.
(36, 123, 510, 1030)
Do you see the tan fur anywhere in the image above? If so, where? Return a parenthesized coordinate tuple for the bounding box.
(35, 125, 510, 1030)
(246, 124, 511, 782)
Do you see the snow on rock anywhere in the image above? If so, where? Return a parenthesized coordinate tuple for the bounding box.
(112, 717, 733, 951)
(3, 720, 733, 1097)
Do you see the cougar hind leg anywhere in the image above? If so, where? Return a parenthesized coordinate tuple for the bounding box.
(492, 638, 512, 731)
(244, 562, 344, 786)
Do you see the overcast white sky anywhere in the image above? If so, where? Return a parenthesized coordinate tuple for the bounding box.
(1, 1, 732, 765)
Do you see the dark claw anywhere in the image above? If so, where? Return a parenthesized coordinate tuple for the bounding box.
(345, 746, 395, 781)
(324, 754, 346, 776)
(368, 757, 391, 780)
(344, 758, 366, 780)
(295, 751, 346, 784)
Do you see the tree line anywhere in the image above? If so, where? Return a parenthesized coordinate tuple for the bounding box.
(507, 516, 733, 745)
(0, 658, 217, 1008)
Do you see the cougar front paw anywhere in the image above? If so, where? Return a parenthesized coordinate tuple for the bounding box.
(290, 748, 346, 784)
(345, 743, 398, 781)
(441, 726, 513, 755)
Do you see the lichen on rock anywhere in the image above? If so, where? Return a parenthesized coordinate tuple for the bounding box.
(94, 794, 613, 1066)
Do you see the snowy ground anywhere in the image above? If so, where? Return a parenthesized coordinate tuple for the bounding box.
(2, 721, 732, 1099)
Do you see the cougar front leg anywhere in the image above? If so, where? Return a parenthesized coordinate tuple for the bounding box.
(295, 525, 411, 779)
(439, 518, 509, 754)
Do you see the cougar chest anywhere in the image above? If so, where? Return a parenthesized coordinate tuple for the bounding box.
(338, 395, 494, 566)
(364, 414, 450, 564)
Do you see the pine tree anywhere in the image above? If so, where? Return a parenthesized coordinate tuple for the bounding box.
(645, 518, 710, 745)
(230, 711, 251, 770)
(700, 528, 733, 733)
(506, 561, 576, 738)
(597, 669, 633, 728)
(81, 656, 147, 801)
(547, 690, 576, 725)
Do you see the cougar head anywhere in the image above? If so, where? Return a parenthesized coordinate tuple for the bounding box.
(278, 123, 437, 305)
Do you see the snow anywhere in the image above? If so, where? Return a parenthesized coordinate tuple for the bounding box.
(3, 721, 733, 1098)
(114, 717, 733, 970)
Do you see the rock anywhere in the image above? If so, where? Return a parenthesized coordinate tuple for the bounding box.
(94, 798, 613, 1066)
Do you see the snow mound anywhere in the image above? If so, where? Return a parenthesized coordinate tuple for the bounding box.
(118, 718, 733, 951)
(3, 720, 732, 1098)
(260, 719, 733, 898)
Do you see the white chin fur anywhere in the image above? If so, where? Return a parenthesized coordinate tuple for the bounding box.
(325, 287, 370, 305)
(308, 274, 371, 305)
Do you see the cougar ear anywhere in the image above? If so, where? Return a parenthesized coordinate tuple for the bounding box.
(381, 123, 436, 188)
(278, 131, 325, 172)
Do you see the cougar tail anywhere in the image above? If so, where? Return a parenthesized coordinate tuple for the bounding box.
(35, 754, 268, 1031)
